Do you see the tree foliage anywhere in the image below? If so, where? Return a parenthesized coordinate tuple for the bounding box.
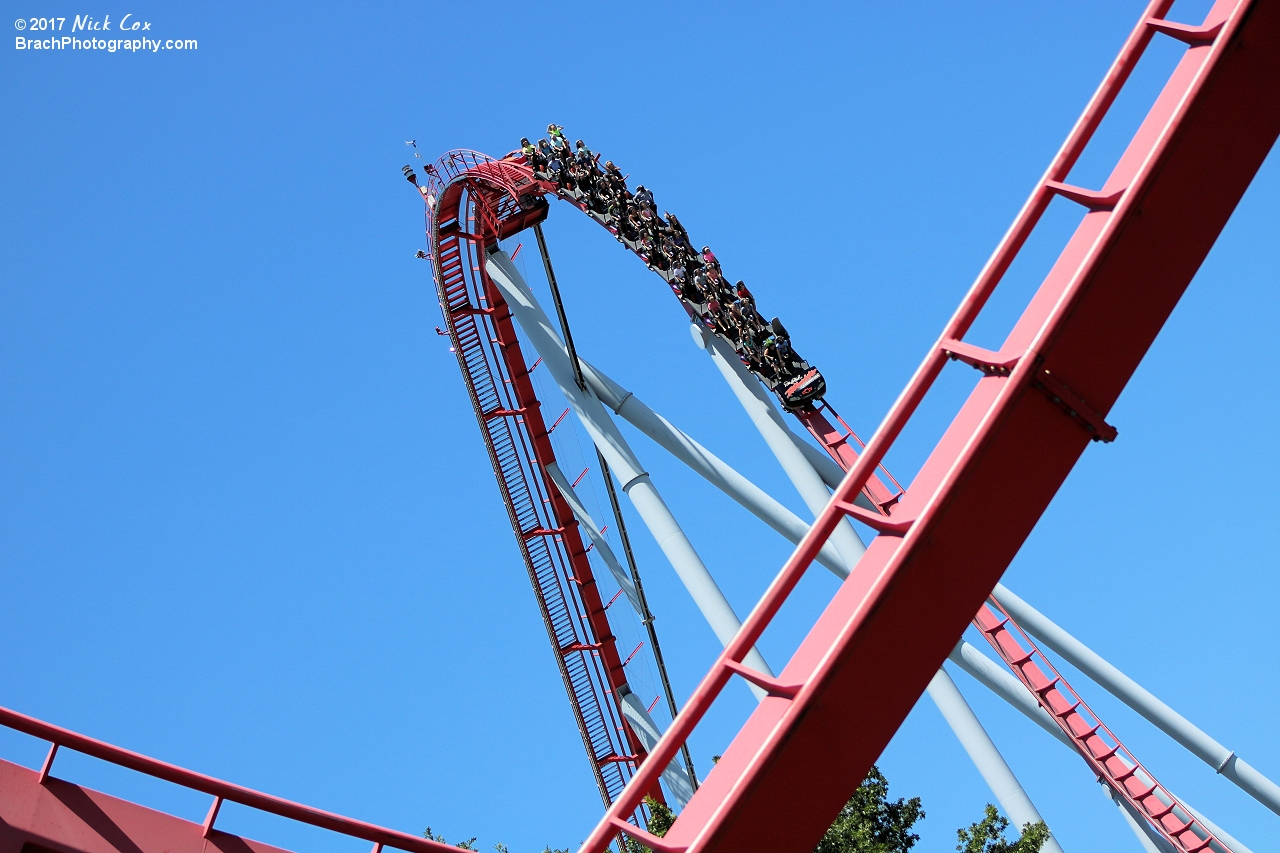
(627, 766, 923, 853)
(423, 827, 478, 850)
(427, 769, 1046, 853)
(812, 765, 924, 853)
(954, 805, 1049, 853)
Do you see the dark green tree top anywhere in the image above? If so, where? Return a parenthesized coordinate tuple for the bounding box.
(955, 805, 1049, 853)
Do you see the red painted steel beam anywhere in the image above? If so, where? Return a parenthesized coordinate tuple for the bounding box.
(578, 1, 1279, 851)
(0, 707, 459, 853)
(0, 758, 298, 853)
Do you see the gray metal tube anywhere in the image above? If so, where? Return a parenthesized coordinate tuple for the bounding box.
(544, 461, 641, 615)
(619, 690, 695, 808)
(683, 326, 875, 513)
(928, 668, 1065, 853)
(948, 641, 1073, 748)
(485, 251, 773, 689)
(993, 583, 1280, 817)
(796, 434, 848, 491)
(1183, 801, 1253, 853)
(576, 359, 852, 578)
(1102, 782, 1178, 853)
(694, 325, 868, 572)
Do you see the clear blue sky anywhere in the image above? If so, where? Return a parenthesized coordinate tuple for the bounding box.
(2, 1, 1276, 851)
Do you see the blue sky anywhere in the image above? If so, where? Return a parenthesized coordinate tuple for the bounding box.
(2, 1, 1276, 851)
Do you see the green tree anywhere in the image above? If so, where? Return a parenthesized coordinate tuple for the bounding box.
(955, 805, 1049, 853)
(627, 767, 923, 853)
(813, 765, 924, 853)
(423, 827, 478, 851)
(426, 771, 1046, 853)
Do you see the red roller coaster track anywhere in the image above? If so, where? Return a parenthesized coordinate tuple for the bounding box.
(1, 3, 1275, 853)
(406, 3, 1278, 851)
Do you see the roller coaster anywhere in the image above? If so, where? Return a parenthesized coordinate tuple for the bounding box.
(1, 3, 1277, 853)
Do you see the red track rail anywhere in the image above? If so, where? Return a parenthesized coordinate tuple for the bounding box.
(422, 155, 656, 812)
(421, 158, 906, 515)
(562, 1, 1279, 851)
(0, 705, 460, 853)
(973, 602, 1223, 851)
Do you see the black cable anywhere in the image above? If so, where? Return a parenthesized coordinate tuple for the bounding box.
(532, 224, 700, 791)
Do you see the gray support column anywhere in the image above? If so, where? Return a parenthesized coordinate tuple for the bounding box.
(795, 434, 848, 490)
(485, 250, 773, 690)
(1183, 802, 1253, 853)
(993, 583, 1280, 818)
(619, 690, 695, 808)
(576, 358, 851, 578)
(1102, 782, 1178, 853)
(948, 641, 1073, 748)
(693, 324, 868, 572)
(927, 669, 1066, 853)
(544, 461, 641, 615)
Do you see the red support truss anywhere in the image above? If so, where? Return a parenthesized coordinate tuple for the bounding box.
(425, 159, 657, 813)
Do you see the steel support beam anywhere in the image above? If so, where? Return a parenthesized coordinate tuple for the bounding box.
(576, 358, 852, 577)
(1104, 781, 1180, 853)
(927, 668, 1066, 853)
(994, 584, 1280, 817)
(485, 250, 774, 689)
(619, 689, 696, 808)
(694, 325, 868, 571)
(545, 461, 642, 614)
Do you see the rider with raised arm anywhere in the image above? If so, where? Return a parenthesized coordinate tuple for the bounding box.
(547, 123, 571, 157)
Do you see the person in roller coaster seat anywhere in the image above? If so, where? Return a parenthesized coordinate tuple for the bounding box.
(547, 123, 570, 155)
(536, 139, 555, 173)
(665, 213, 690, 250)
(514, 124, 825, 408)
(672, 264, 700, 303)
(692, 269, 710, 303)
(520, 137, 543, 174)
(623, 207, 643, 241)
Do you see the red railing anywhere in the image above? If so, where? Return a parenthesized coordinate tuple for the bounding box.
(0, 704, 459, 853)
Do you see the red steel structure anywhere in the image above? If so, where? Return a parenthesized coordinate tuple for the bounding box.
(422, 155, 657, 814)
(0, 705, 463, 853)
(577, 2, 1280, 852)
(2, 3, 1277, 853)
(972, 599, 1214, 847)
(407, 3, 1279, 851)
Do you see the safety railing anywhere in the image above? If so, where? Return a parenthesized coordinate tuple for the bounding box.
(0, 704, 459, 853)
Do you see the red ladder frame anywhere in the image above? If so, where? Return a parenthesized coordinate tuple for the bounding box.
(426, 161, 658, 814)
